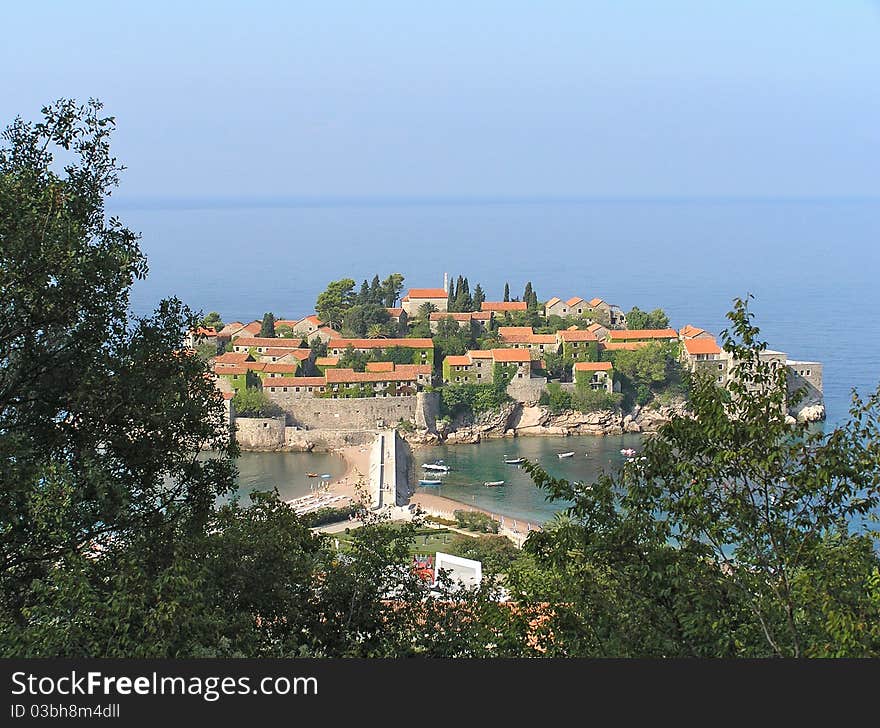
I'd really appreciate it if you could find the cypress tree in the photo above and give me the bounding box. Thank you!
[524,282,533,308]
[472,283,485,311]
[503,283,510,302]
[260,312,276,338]
[370,275,382,305]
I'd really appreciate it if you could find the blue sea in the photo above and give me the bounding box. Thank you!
[116,197,880,520]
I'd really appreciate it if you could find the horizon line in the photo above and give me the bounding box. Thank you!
[109,193,880,211]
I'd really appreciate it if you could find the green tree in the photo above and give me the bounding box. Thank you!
[626,306,670,330]
[380,273,405,308]
[260,312,276,338]
[519,298,880,657]
[200,311,223,330]
[232,387,282,417]
[472,283,486,311]
[503,282,510,302]
[338,344,370,372]
[0,100,238,648]
[315,278,356,329]
[418,301,438,320]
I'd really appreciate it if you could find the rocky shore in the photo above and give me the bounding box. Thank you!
[402,397,690,446]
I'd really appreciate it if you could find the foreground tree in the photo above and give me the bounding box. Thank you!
[0,100,238,647]
[519,297,880,656]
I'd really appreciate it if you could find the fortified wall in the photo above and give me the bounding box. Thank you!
[264,390,440,431]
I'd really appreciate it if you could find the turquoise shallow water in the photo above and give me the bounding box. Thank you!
[230,450,346,503]
[410,434,643,523]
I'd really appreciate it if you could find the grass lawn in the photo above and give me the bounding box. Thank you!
[329,526,474,556]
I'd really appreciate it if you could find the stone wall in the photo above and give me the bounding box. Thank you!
[506,377,548,405]
[264,391,421,430]
[414,391,440,431]
[283,428,375,452]
[786,361,823,405]
[234,416,287,449]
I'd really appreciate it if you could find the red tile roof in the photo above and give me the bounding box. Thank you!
[565,297,584,307]
[213,352,252,365]
[467,349,494,359]
[403,288,448,300]
[498,326,534,336]
[386,308,404,317]
[326,368,419,384]
[214,362,268,375]
[679,324,707,339]
[315,356,339,366]
[263,377,326,388]
[191,326,217,336]
[602,342,647,351]
[366,361,395,372]
[683,338,721,355]
[392,364,432,376]
[608,328,677,341]
[234,337,304,349]
[329,338,433,349]
[430,311,491,321]
[481,301,527,312]
[558,329,599,342]
[491,348,532,363]
[544,296,561,308]
[445,355,472,366]
[261,363,300,374]
[574,361,613,372]
[588,297,604,307]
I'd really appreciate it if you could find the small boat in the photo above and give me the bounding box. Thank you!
[557,451,575,459]
[419,479,442,486]
[504,457,525,464]
[620,448,637,457]
[422,463,450,473]
[484,480,505,487]
[306,472,318,478]
[320,473,331,478]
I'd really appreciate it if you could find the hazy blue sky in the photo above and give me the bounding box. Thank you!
[3,1,879,198]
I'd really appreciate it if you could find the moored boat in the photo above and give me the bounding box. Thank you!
[504,457,525,464]
[419,479,442,486]
[306,472,318,478]
[422,463,450,473]
[484,480,505,487]
[557,451,575,458]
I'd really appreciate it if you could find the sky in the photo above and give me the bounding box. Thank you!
[2,1,879,199]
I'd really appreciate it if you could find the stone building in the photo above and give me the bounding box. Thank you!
[557,328,601,361]
[481,301,527,313]
[497,326,559,357]
[328,337,435,366]
[429,310,492,333]
[442,348,533,384]
[573,361,614,393]
[607,328,678,347]
[400,288,449,316]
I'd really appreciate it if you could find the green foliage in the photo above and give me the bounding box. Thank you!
[626,306,670,330]
[341,303,389,338]
[417,301,438,320]
[448,534,522,574]
[610,341,682,408]
[544,382,572,414]
[200,311,223,330]
[519,297,880,657]
[309,336,328,358]
[338,344,369,372]
[275,324,295,338]
[299,504,358,527]
[259,312,276,338]
[440,381,511,417]
[433,316,475,358]
[232,387,282,417]
[195,341,220,360]
[571,386,622,413]
[315,278,356,329]
[454,510,500,534]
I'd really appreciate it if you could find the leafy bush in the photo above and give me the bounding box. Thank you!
[453,510,500,534]
[233,387,283,417]
[441,382,511,417]
[571,386,622,413]
[544,382,572,414]
[448,534,521,573]
[300,504,358,527]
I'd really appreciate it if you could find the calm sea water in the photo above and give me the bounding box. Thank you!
[118,198,880,519]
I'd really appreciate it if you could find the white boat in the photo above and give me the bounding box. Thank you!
[418,479,442,486]
[422,463,450,472]
[504,457,525,464]
[484,480,505,487]
[557,451,575,459]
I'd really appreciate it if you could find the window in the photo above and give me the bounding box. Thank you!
[806,369,811,376]
[718,364,723,370]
